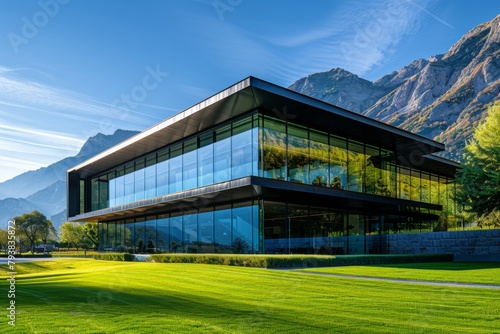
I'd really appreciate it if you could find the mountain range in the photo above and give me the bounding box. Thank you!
[0,130,139,230]
[2,15,499,232]
[290,14,500,161]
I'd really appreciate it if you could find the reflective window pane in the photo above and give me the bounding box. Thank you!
[157,160,169,196]
[232,205,253,253]
[231,130,253,179]
[198,144,214,187]
[214,207,231,252]
[214,137,231,183]
[288,124,309,184]
[157,215,170,252]
[183,150,198,190]
[330,136,347,190]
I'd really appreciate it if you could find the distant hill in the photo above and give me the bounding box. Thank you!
[0,130,139,229]
[290,14,500,161]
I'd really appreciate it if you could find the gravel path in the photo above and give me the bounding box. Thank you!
[297,270,500,290]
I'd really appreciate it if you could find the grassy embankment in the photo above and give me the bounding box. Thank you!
[0,259,499,333]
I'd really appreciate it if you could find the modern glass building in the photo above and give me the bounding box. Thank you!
[67,77,460,254]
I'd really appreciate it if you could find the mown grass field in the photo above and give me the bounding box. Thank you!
[301,262,500,285]
[1,259,499,333]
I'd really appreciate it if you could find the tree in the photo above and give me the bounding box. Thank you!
[14,211,53,254]
[456,102,500,227]
[59,222,94,249]
[0,228,8,254]
[40,220,57,246]
[84,222,99,249]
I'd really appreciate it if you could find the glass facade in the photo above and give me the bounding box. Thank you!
[98,199,452,255]
[90,114,260,211]
[83,111,459,254]
[98,201,260,254]
[88,113,455,213]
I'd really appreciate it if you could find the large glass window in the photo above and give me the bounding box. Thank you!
[288,124,309,184]
[310,130,329,187]
[115,168,125,205]
[198,133,214,187]
[183,139,198,190]
[430,174,440,205]
[214,205,231,252]
[198,209,214,253]
[411,170,421,202]
[214,125,232,183]
[145,217,157,252]
[262,118,286,180]
[347,214,365,255]
[232,129,253,179]
[170,213,183,252]
[347,141,365,192]
[133,219,145,253]
[420,172,430,203]
[232,203,253,253]
[144,156,157,199]
[169,144,183,193]
[157,215,169,252]
[91,178,99,211]
[134,160,145,201]
[124,164,135,204]
[330,136,347,190]
[263,201,287,254]
[183,211,198,252]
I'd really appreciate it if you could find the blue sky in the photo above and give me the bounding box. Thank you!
[0,0,498,183]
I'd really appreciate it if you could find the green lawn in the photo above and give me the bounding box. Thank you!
[299,262,500,285]
[1,259,499,333]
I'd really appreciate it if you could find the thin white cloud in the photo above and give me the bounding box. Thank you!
[259,0,435,81]
[0,67,169,182]
[0,123,85,147]
[0,155,48,171]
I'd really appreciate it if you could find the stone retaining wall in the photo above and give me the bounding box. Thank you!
[368,229,500,259]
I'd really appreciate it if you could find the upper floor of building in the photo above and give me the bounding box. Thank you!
[68,77,459,221]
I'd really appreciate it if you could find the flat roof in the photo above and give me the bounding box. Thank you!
[69,76,452,179]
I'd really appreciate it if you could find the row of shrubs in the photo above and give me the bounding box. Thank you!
[92,253,453,267]
[147,253,454,268]
[0,253,53,258]
[93,253,135,261]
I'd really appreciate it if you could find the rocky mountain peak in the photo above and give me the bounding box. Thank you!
[290,15,500,162]
[77,129,138,158]
[290,68,390,113]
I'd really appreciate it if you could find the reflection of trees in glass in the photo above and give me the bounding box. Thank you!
[312,175,327,186]
[134,226,156,243]
[231,237,250,253]
[146,240,155,253]
[263,129,286,180]
[330,146,347,188]
[288,134,309,184]
[100,224,132,251]
[137,239,144,253]
[347,151,364,192]
[330,176,342,189]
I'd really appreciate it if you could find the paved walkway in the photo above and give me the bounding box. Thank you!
[296,270,500,289]
[0,257,68,264]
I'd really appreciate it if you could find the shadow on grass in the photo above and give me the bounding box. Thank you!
[14,281,321,332]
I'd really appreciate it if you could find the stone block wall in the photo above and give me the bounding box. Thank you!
[368,229,500,261]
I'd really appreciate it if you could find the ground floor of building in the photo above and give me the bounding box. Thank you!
[97,198,455,255]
